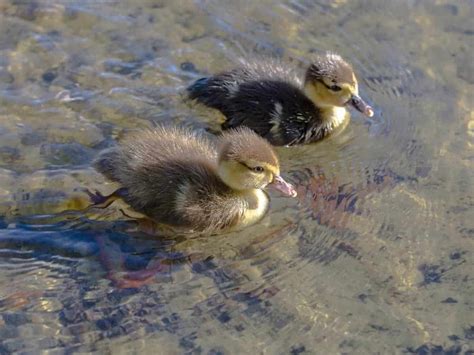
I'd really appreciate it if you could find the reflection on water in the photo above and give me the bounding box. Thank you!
[0,0,473,353]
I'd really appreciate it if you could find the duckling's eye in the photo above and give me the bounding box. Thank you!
[252,166,265,173]
[329,84,342,92]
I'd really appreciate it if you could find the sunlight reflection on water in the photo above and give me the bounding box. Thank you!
[0,0,472,353]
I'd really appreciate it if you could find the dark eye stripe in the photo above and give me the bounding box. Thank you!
[320,80,342,91]
[239,162,264,173]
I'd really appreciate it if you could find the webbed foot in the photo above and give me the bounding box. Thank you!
[83,187,127,209]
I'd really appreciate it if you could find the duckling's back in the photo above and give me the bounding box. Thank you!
[94,127,216,181]
[187,59,322,145]
[93,127,243,232]
[187,58,301,112]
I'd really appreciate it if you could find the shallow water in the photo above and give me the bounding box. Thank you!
[0,0,473,353]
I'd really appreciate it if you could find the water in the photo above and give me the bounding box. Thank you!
[0,0,473,353]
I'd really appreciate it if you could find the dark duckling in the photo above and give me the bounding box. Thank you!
[92,126,297,234]
[187,52,374,146]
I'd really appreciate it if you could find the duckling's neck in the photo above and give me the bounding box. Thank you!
[318,106,350,131]
[235,189,270,228]
[303,85,349,130]
[216,164,269,227]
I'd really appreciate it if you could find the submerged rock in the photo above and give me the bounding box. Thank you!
[39,142,95,167]
[456,51,474,84]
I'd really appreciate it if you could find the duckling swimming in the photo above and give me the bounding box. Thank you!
[91,126,297,234]
[187,52,374,146]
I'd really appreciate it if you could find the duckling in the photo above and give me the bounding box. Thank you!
[187,52,374,146]
[91,126,297,234]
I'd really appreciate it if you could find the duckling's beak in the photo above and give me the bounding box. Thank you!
[270,175,297,197]
[349,94,374,117]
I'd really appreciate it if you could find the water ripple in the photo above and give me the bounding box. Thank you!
[0,0,472,353]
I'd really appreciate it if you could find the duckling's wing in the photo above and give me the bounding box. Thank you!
[176,185,245,233]
[221,80,314,145]
[121,159,243,233]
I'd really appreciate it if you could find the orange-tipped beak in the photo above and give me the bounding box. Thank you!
[270,175,297,197]
[350,94,374,117]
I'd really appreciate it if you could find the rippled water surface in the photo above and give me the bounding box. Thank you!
[0,0,473,353]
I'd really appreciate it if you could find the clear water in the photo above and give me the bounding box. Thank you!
[0,0,473,353]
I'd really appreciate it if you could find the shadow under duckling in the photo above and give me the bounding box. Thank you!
[91,126,297,234]
[187,52,374,146]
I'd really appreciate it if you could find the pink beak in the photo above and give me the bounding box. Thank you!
[350,94,374,117]
[269,175,297,197]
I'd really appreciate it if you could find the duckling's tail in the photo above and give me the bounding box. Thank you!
[187,77,210,100]
[187,77,209,93]
[93,148,122,183]
[187,77,229,110]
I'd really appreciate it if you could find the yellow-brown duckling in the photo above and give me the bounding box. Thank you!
[91,126,297,234]
[187,52,374,146]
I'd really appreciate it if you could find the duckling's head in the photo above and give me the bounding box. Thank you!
[217,128,297,197]
[304,52,374,117]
